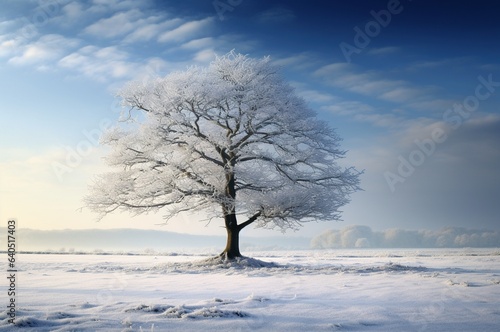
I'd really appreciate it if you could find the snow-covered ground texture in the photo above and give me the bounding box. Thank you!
[1,249,500,331]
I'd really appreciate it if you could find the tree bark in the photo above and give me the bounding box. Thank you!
[220,213,241,259]
[219,211,262,260]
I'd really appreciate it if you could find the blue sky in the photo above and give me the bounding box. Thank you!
[1,0,499,237]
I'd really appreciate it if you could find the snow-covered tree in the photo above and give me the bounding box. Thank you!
[85,52,361,259]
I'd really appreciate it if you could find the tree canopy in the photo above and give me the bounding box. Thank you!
[85,51,361,258]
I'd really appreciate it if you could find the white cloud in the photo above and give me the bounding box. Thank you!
[59,45,176,82]
[380,87,423,103]
[55,1,150,28]
[314,62,352,76]
[349,77,405,96]
[286,80,339,105]
[314,64,407,98]
[136,57,173,79]
[0,19,17,33]
[354,113,402,128]
[124,18,182,43]
[314,62,448,115]
[62,2,85,19]
[271,52,319,71]
[158,17,214,43]
[1,3,219,80]
[298,89,336,103]
[59,47,130,81]
[94,46,128,60]
[88,0,142,13]
[314,63,405,97]
[124,24,159,42]
[193,48,216,63]
[180,37,215,50]
[322,101,374,116]
[84,9,144,38]
[8,34,80,66]
[321,99,408,128]
[0,37,18,57]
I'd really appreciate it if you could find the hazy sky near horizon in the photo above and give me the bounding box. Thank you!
[1,0,499,238]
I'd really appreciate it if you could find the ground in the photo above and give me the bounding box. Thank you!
[1,249,499,331]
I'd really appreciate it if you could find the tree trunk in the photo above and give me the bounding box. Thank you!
[219,211,263,259]
[220,213,242,259]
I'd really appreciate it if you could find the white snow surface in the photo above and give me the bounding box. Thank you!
[1,249,500,331]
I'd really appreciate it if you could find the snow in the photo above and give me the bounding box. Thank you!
[1,249,499,331]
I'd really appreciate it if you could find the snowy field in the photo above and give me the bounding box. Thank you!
[1,249,500,331]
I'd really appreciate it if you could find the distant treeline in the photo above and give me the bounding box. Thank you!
[311,225,500,248]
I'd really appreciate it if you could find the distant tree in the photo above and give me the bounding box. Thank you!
[85,51,361,259]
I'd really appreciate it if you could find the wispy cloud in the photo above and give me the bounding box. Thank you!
[1,0,263,84]
[314,62,443,108]
[314,63,400,97]
[0,19,17,33]
[0,2,223,81]
[354,113,403,128]
[380,87,424,103]
[87,0,143,13]
[193,48,216,63]
[124,18,182,43]
[84,7,185,43]
[53,0,148,28]
[51,0,180,46]
[180,37,215,50]
[0,36,19,57]
[320,98,407,128]
[84,9,145,38]
[59,45,133,81]
[61,2,85,20]
[298,89,337,103]
[158,17,214,43]
[322,101,375,117]
[58,45,174,82]
[272,52,319,70]
[8,34,80,67]
[289,81,337,104]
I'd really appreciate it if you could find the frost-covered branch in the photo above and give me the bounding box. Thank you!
[85,51,361,235]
